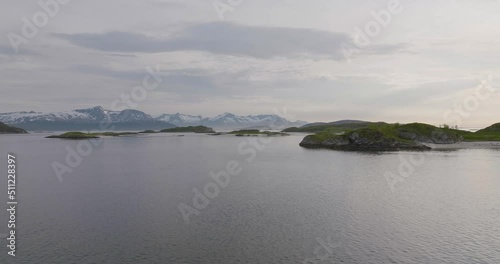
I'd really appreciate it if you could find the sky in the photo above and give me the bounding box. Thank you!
[0,0,499,127]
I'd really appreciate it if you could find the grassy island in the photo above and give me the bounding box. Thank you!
[228,129,289,137]
[160,126,215,133]
[299,123,465,151]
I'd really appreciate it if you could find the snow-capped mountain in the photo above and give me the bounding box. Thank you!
[0,106,175,131]
[156,112,307,130]
[0,106,307,131]
[156,113,203,126]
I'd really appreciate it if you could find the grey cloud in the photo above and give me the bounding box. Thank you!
[71,64,238,96]
[0,45,35,56]
[364,43,414,55]
[54,22,354,59]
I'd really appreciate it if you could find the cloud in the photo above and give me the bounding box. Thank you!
[0,45,35,56]
[53,22,355,59]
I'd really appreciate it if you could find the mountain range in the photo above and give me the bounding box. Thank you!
[0,106,307,131]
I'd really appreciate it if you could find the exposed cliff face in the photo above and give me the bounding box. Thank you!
[300,128,431,151]
[396,123,463,144]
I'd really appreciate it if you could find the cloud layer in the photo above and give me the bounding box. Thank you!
[55,22,355,59]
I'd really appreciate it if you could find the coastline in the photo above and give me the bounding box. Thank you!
[424,141,500,150]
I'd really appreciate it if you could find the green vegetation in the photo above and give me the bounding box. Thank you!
[283,122,383,133]
[300,121,500,151]
[300,123,467,151]
[0,122,27,134]
[228,129,289,136]
[160,126,215,133]
[463,132,500,142]
[300,126,429,151]
[396,123,463,143]
[454,129,500,142]
[477,123,500,133]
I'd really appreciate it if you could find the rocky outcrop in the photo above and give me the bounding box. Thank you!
[396,123,463,144]
[300,128,431,151]
[397,129,463,144]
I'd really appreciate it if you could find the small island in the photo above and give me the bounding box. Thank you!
[0,122,28,134]
[46,132,138,139]
[299,123,466,151]
[160,126,215,133]
[139,130,158,134]
[228,129,289,137]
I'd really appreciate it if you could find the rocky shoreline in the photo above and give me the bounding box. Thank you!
[299,128,432,151]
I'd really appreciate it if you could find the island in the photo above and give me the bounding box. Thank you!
[228,129,289,137]
[160,126,215,133]
[46,132,138,139]
[299,123,466,151]
[0,122,28,134]
[139,130,158,134]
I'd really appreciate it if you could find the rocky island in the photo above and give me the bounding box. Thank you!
[299,123,465,151]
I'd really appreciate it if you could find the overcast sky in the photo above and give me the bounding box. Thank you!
[1,0,499,127]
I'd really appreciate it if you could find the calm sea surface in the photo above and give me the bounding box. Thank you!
[0,133,499,264]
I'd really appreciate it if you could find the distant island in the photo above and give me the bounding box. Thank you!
[0,122,28,134]
[298,122,500,151]
[160,126,216,133]
[228,129,289,137]
[46,132,138,139]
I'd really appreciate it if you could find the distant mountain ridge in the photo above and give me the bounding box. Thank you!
[0,106,307,131]
[148,112,306,129]
[0,106,175,131]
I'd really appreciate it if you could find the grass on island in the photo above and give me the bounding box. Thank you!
[454,130,500,142]
[160,126,215,133]
[46,132,100,139]
[228,129,289,136]
[306,124,410,144]
[305,123,462,144]
[304,122,500,145]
